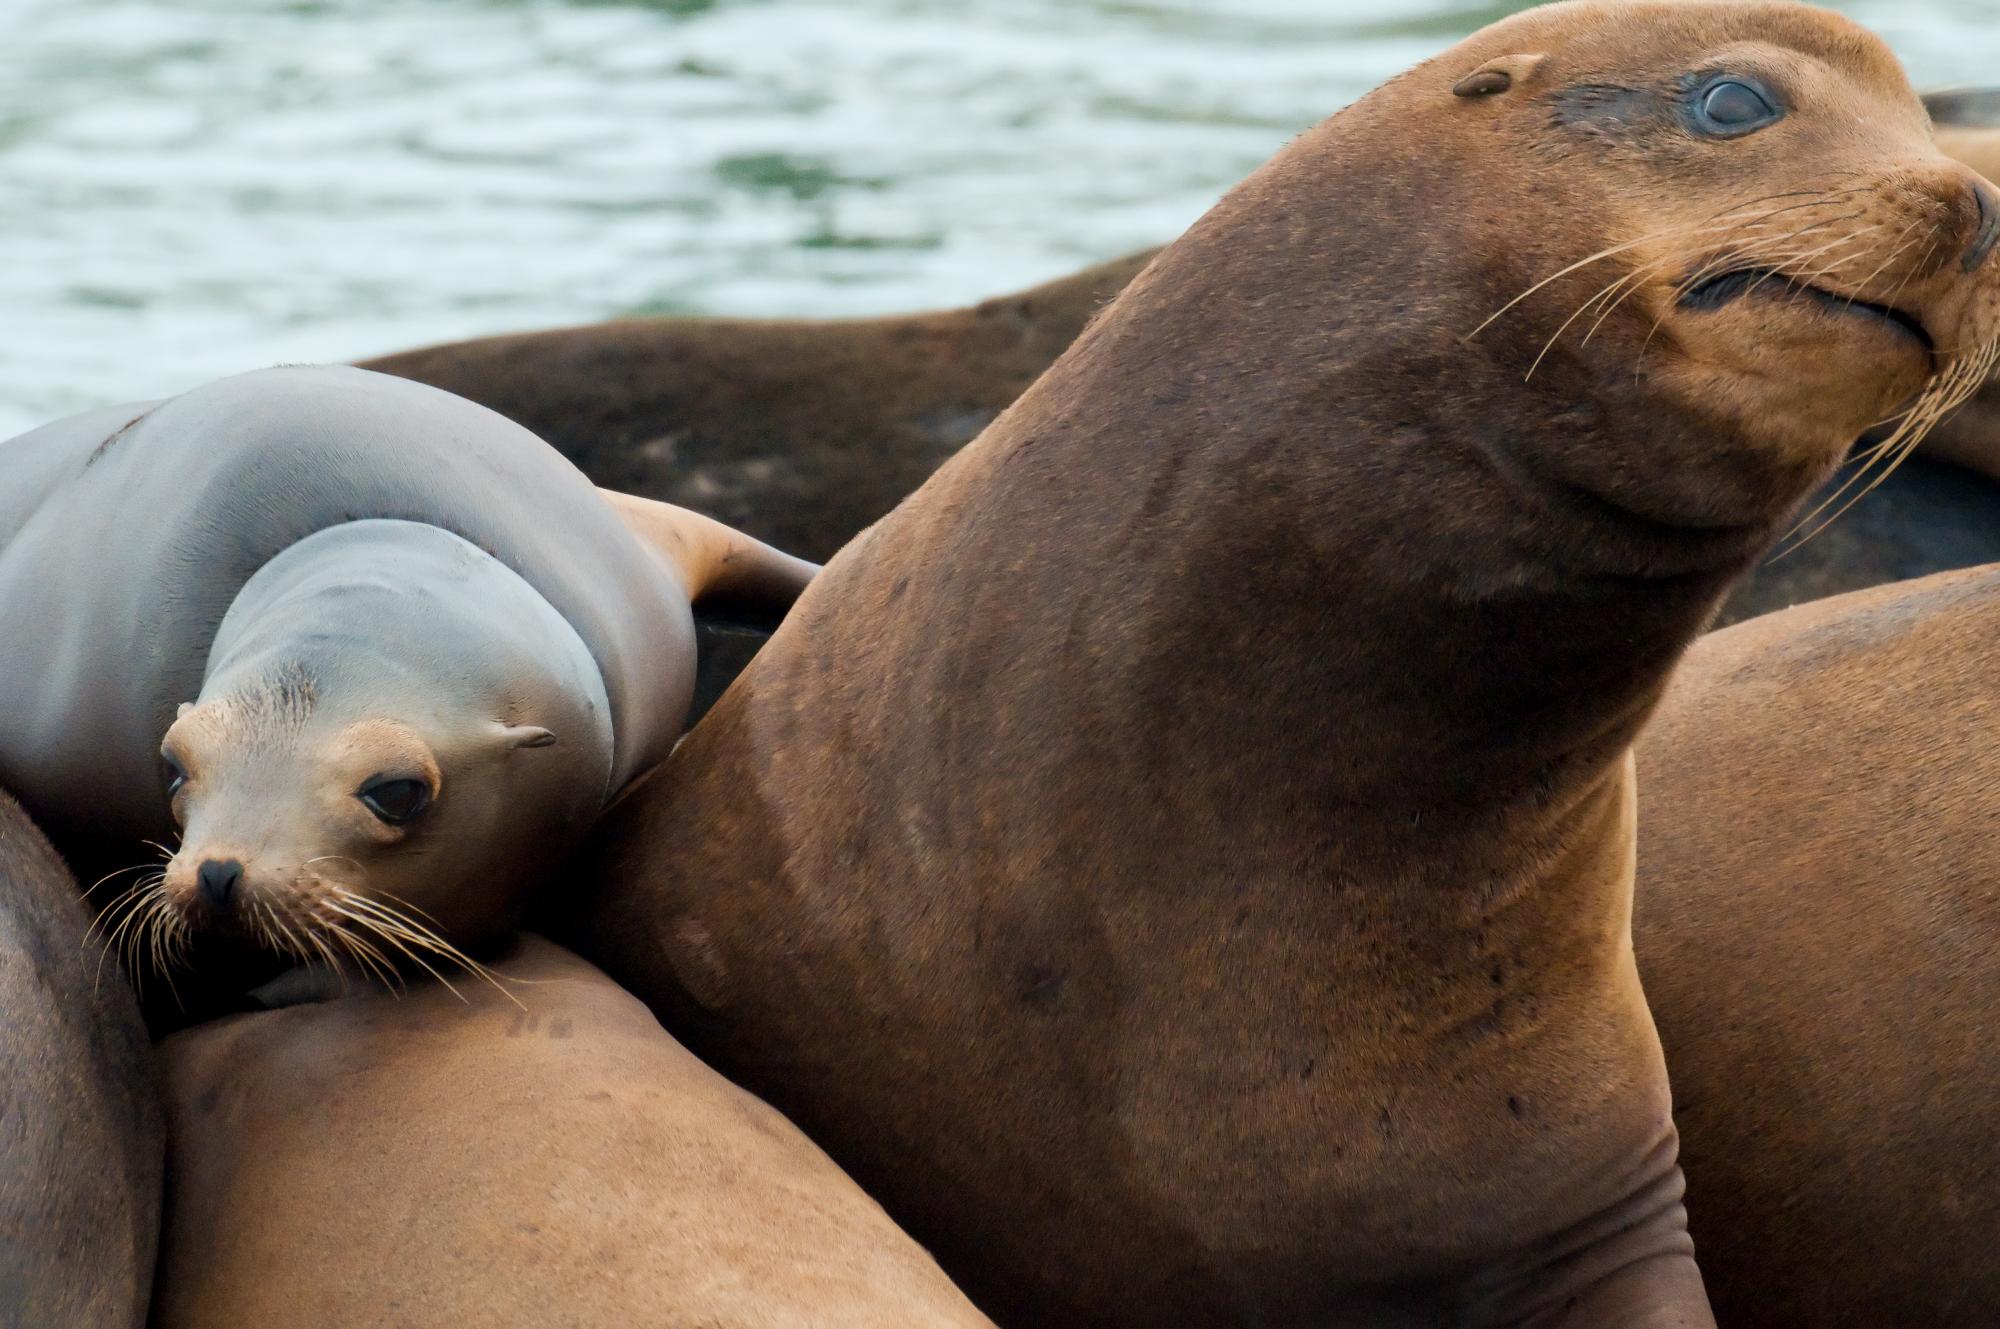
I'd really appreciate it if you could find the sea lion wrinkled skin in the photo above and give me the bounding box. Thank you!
[0,365,814,968]
[0,790,162,1328]
[1636,564,2000,1327]
[564,5,2000,1326]
[152,935,996,1329]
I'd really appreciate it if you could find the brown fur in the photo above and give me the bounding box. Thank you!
[0,790,161,1327]
[1636,563,2000,1327]
[559,6,2000,1325]
[151,935,995,1329]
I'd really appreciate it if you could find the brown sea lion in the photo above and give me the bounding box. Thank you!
[0,365,814,999]
[561,4,2000,1325]
[151,934,994,1328]
[0,790,162,1328]
[1635,563,2000,1327]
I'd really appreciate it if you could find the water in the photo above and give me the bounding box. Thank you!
[3,0,1998,435]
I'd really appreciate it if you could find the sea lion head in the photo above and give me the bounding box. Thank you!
[1122,1,2000,560]
[153,522,616,972]
[1432,0,2000,529]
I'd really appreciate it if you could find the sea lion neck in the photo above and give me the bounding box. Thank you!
[912,178,1791,832]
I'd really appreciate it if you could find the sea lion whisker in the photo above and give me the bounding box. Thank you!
[83,861,157,900]
[1738,224,1886,300]
[1469,220,1746,340]
[1775,339,2000,556]
[324,920,403,994]
[323,896,471,1003]
[1529,254,1681,377]
[141,895,186,1010]
[310,907,401,993]
[303,927,351,996]
[1833,216,1928,298]
[257,900,314,967]
[363,885,452,932]
[1576,255,1683,347]
[334,890,524,1009]
[95,884,153,966]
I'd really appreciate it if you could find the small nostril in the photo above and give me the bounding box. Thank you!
[196,859,242,910]
[1963,180,2000,273]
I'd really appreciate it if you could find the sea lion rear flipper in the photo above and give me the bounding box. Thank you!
[598,488,819,633]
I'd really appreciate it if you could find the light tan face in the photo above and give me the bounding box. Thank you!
[151,678,580,981]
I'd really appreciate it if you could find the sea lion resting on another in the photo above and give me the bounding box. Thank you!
[563,4,2000,1326]
[152,935,995,1329]
[0,791,161,1328]
[1634,564,2000,1327]
[0,365,813,987]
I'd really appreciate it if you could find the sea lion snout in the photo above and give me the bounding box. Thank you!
[195,859,242,911]
[1962,177,2000,272]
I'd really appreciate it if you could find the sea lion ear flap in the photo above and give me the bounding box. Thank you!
[1452,53,1549,99]
[597,487,821,634]
[497,725,558,750]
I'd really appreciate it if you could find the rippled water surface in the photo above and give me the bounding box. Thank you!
[4,0,1998,432]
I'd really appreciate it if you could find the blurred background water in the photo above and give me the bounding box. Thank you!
[2,0,1997,434]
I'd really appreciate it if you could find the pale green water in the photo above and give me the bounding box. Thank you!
[2,0,1997,434]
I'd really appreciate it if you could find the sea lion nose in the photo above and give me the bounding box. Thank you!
[196,859,242,910]
[1962,179,2000,273]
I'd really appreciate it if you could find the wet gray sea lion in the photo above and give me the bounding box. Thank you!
[151,935,995,1329]
[0,365,813,980]
[0,790,162,1327]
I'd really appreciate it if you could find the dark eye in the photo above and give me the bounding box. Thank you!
[161,752,187,799]
[1693,79,1782,136]
[357,777,432,826]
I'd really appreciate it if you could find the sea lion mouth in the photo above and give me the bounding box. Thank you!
[1678,268,1935,356]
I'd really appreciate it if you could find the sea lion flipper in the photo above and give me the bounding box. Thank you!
[598,488,819,632]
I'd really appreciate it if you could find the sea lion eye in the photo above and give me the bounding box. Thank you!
[357,776,432,826]
[1693,78,1782,136]
[161,753,187,799]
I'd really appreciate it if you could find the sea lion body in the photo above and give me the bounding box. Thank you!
[1636,565,2000,1326]
[152,934,994,1328]
[567,5,2000,1326]
[0,365,811,963]
[0,791,162,1327]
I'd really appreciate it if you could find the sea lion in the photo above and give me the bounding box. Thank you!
[0,365,814,984]
[151,934,996,1329]
[1635,563,2000,1327]
[561,5,2000,1326]
[0,790,162,1328]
